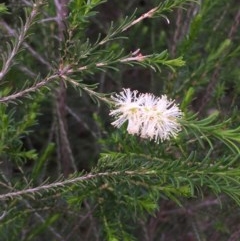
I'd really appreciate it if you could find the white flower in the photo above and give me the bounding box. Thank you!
[109,88,183,143]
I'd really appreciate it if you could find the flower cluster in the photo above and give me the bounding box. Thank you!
[109,88,183,143]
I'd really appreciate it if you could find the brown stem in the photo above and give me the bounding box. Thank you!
[54,0,76,177]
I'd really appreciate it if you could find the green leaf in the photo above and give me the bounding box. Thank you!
[0,3,8,14]
[32,143,55,179]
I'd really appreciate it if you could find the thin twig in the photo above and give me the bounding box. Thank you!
[55,93,77,175]
[122,7,158,32]
[0,170,153,200]
[0,74,59,103]
[0,53,149,104]
[1,20,51,70]
[66,54,148,74]
[66,105,98,139]
[0,0,43,81]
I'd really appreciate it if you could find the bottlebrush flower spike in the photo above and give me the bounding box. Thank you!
[109,88,183,143]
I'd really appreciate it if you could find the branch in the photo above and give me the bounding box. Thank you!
[0,0,44,81]
[122,7,158,32]
[0,73,59,103]
[1,20,51,69]
[0,51,182,104]
[0,170,148,200]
